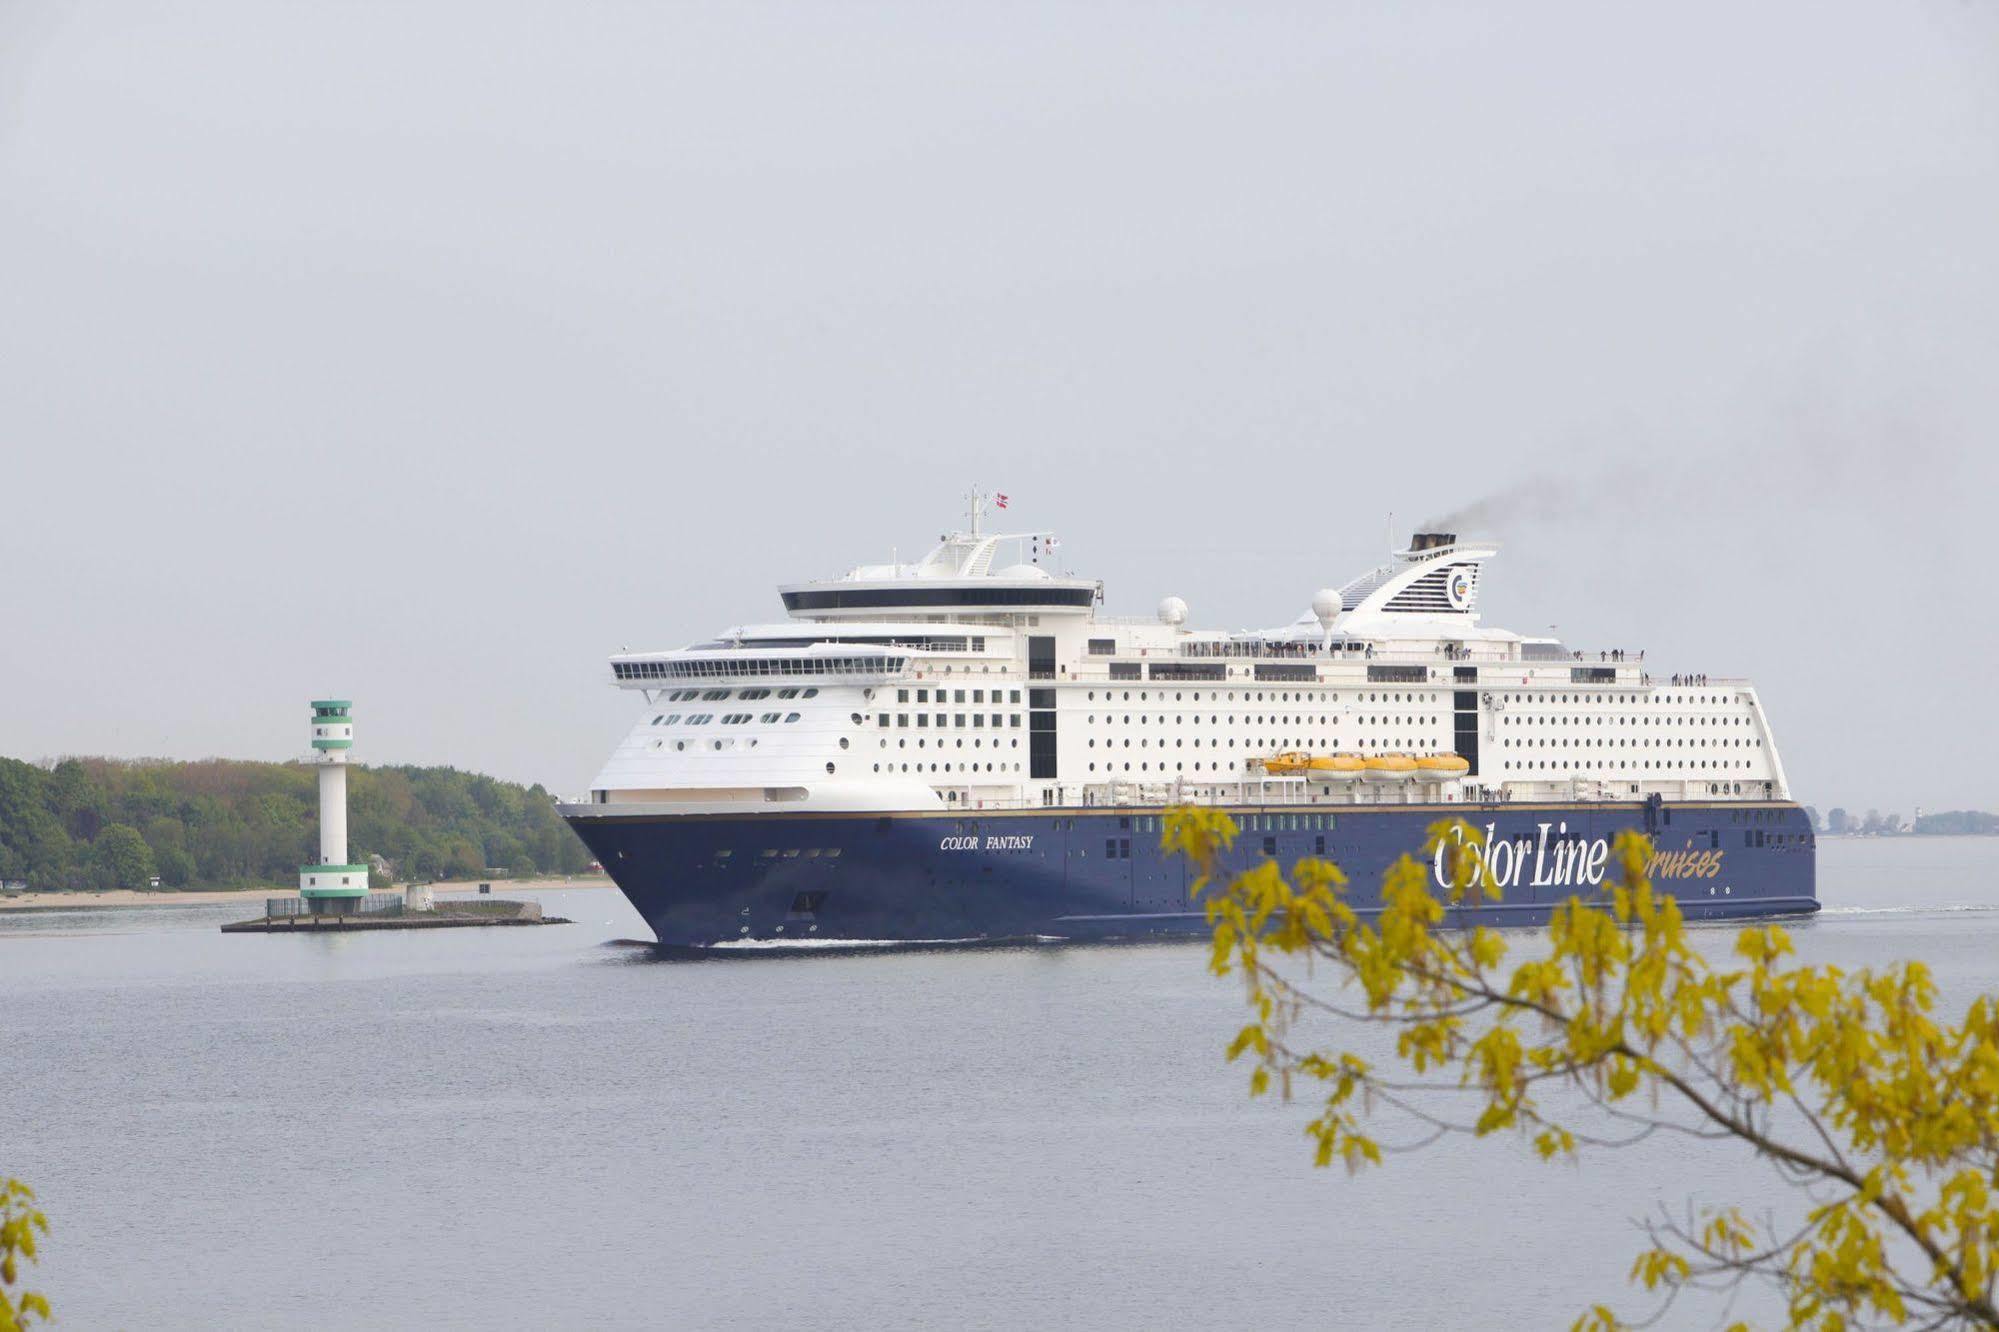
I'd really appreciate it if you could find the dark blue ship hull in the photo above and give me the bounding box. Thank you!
[565,801,1818,954]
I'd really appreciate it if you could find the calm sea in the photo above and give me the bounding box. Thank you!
[5,838,1998,1330]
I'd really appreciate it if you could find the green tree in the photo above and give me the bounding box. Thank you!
[1827,807,1851,835]
[0,756,590,891]
[0,1177,49,1330]
[155,845,197,888]
[90,824,156,889]
[141,818,195,887]
[1166,807,1999,1329]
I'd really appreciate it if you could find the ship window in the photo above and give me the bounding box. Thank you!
[897,714,908,726]
[917,689,930,703]
[785,713,801,723]
[802,688,819,698]
[703,689,731,700]
[778,688,799,699]
[955,714,966,727]
[917,714,929,727]
[898,689,909,703]
[878,713,890,727]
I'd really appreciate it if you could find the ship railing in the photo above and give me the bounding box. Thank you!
[954,779,1511,812]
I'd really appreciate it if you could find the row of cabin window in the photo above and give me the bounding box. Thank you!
[1087,761,1257,774]
[1086,713,1437,727]
[897,688,1022,705]
[1503,715,1750,727]
[1502,759,1753,771]
[1502,737,1763,749]
[1503,693,1740,707]
[662,687,820,703]
[873,762,1024,774]
[1071,688,1745,708]
[649,712,803,726]
[880,713,1023,728]
[1083,688,1743,707]
[1088,736,1439,750]
[879,738,1022,749]
[1085,690,1432,704]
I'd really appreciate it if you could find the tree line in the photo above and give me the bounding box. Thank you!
[1803,806,1999,836]
[0,756,595,891]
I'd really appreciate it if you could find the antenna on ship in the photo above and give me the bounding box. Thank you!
[965,488,987,537]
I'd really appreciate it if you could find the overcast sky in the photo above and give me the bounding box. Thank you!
[2,1,1994,815]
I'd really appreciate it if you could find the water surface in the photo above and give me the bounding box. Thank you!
[5,841,1997,1329]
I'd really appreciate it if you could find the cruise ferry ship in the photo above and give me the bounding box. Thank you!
[559,496,1816,951]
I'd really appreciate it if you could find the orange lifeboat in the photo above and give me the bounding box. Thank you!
[1416,753,1470,781]
[1363,753,1417,783]
[1309,753,1365,782]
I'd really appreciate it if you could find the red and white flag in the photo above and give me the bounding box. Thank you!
[995,493,1009,508]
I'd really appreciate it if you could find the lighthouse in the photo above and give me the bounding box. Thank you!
[300,700,368,913]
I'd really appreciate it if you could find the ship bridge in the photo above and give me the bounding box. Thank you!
[777,493,1098,620]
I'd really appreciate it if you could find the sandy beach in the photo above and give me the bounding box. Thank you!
[0,876,616,911]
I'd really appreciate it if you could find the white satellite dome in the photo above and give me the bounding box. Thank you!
[1311,588,1343,630]
[993,563,1052,580]
[1157,596,1189,626]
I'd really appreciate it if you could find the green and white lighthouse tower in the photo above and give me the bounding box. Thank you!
[300,700,368,912]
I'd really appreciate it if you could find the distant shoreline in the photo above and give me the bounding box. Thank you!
[0,875,617,912]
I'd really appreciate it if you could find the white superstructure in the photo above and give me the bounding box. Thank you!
[579,496,1789,816]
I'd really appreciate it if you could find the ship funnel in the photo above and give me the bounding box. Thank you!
[1409,532,1457,552]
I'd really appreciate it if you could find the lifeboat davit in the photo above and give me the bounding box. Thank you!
[1307,753,1365,782]
[1363,753,1417,783]
[1416,753,1470,781]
